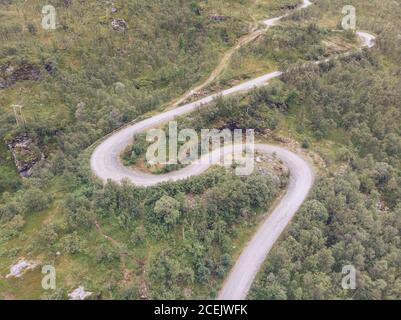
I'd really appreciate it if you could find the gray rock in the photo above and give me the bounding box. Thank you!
[111,18,128,31]
[6,259,37,278]
[5,133,43,177]
[68,287,92,300]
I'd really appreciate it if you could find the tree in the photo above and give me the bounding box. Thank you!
[130,226,146,245]
[22,188,50,213]
[204,178,250,222]
[95,242,120,264]
[245,174,278,208]
[0,201,21,222]
[64,194,93,229]
[60,231,84,254]
[153,195,181,226]
[38,223,59,248]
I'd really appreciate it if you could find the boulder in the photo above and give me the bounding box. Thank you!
[111,18,128,31]
[6,259,37,278]
[68,286,93,300]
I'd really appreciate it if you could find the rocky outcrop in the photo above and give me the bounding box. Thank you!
[68,287,93,300]
[280,4,298,10]
[5,133,43,177]
[6,259,38,278]
[0,62,40,89]
[0,60,56,90]
[208,15,230,22]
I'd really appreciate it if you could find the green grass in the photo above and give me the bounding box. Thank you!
[0,141,20,193]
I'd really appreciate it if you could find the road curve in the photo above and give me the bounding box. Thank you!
[90,0,376,300]
[90,70,283,186]
[217,144,314,300]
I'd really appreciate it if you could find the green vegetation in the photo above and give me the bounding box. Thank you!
[95,168,282,299]
[199,0,301,21]
[0,164,284,299]
[0,0,293,299]
[122,132,186,174]
[0,142,20,193]
[218,25,357,84]
[249,0,401,299]
[1,0,400,300]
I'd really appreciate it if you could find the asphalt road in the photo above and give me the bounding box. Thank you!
[90,0,375,300]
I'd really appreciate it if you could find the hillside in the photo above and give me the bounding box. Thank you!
[1,0,400,300]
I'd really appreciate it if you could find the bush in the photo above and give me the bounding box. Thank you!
[95,242,120,264]
[302,139,310,149]
[0,201,21,222]
[153,195,181,226]
[22,188,51,213]
[130,227,146,246]
[59,231,84,254]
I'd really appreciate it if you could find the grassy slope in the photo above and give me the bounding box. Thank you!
[0,0,301,299]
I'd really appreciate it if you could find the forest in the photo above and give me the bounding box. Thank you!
[0,0,400,299]
[249,0,401,299]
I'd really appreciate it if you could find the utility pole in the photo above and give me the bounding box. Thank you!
[12,105,26,128]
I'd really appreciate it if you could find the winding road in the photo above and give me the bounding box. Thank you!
[90,0,376,300]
